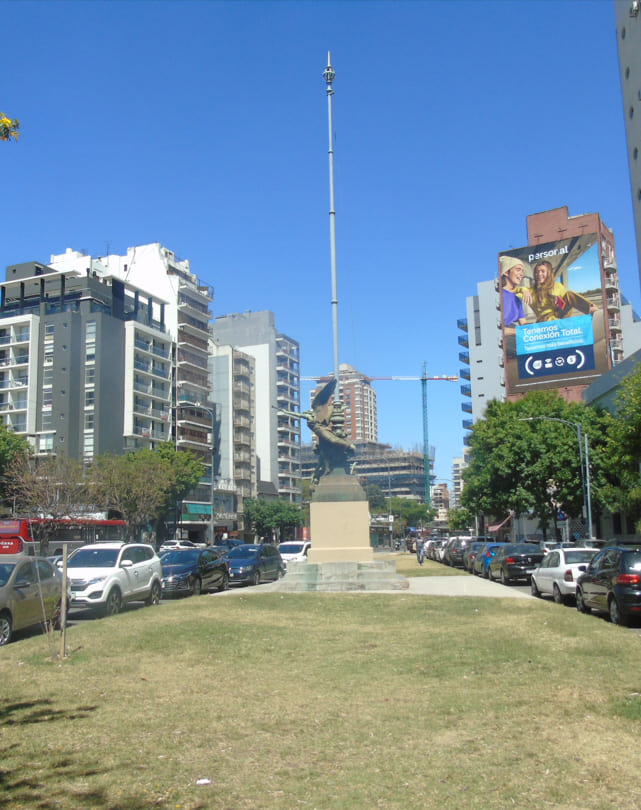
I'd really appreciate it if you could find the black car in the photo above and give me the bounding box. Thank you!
[576,546,641,625]
[227,544,285,586]
[488,543,544,584]
[462,541,487,573]
[443,536,474,567]
[160,547,229,597]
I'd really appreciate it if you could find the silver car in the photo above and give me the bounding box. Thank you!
[0,555,65,645]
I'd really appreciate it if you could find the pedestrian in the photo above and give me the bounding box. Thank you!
[416,536,425,566]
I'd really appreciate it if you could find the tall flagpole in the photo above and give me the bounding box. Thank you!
[323,52,340,404]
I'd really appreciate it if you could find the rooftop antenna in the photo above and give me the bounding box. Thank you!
[323,51,340,404]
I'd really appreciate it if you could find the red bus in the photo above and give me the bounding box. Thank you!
[0,518,128,555]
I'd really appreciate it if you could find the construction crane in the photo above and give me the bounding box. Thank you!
[301,364,458,504]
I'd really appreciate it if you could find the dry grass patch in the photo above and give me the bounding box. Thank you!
[2,592,641,808]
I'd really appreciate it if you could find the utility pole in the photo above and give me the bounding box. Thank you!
[323,53,340,404]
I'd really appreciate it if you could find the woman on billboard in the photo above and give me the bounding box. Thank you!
[530,260,599,322]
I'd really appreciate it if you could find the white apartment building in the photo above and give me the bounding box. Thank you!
[50,244,215,540]
[211,310,301,503]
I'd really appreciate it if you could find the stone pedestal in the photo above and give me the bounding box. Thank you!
[308,471,372,563]
[277,559,409,592]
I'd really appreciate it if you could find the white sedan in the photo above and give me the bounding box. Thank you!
[530,547,596,604]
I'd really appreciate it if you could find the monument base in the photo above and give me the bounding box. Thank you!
[309,499,373,562]
[277,559,409,592]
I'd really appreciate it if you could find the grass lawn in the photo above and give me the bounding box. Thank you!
[2,583,641,809]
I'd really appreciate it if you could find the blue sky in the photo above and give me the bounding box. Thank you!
[2,0,638,482]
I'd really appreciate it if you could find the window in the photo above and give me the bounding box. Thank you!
[85,366,95,385]
[84,412,94,429]
[85,390,95,407]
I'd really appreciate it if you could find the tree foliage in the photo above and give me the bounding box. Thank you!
[243,498,302,540]
[90,446,204,540]
[5,453,88,555]
[0,113,20,142]
[0,423,31,507]
[461,390,611,538]
[448,506,475,533]
[599,364,641,529]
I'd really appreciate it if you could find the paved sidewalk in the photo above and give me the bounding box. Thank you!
[403,575,532,598]
[228,574,532,598]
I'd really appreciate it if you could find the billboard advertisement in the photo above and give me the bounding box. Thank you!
[498,234,608,396]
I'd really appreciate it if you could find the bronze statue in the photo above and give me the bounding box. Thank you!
[282,379,355,485]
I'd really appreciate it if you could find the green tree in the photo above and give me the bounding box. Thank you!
[364,483,388,513]
[448,506,474,533]
[90,449,174,540]
[600,364,641,531]
[0,112,19,142]
[243,498,302,542]
[461,390,610,539]
[0,423,31,511]
[153,443,205,541]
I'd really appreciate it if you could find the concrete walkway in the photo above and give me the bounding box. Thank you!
[229,574,532,598]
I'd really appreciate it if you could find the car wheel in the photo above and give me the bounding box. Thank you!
[252,570,261,586]
[576,588,590,615]
[191,577,202,596]
[531,578,541,598]
[218,572,229,592]
[609,596,627,626]
[0,612,12,646]
[101,588,122,618]
[500,569,509,586]
[145,581,161,606]
[552,584,565,605]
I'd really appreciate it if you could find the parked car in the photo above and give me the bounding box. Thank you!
[576,545,641,625]
[277,541,311,568]
[0,556,65,646]
[530,547,596,604]
[471,543,508,578]
[227,544,285,586]
[160,547,229,597]
[66,543,162,617]
[488,543,544,584]
[462,541,487,573]
[443,536,473,567]
[158,539,200,553]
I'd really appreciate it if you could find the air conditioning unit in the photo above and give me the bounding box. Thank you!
[631,0,639,17]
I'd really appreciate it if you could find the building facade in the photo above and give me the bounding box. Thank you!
[615,0,641,284]
[49,244,215,541]
[311,363,378,444]
[0,261,172,462]
[209,343,257,533]
[210,310,301,503]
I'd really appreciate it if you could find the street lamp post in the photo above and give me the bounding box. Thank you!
[519,416,593,540]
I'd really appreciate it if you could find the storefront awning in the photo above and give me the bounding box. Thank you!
[487,514,512,532]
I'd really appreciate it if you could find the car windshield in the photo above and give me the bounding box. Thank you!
[0,563,16,587]
[279,543,303,554]
[565,550,596,564]
[67,547,120,567]
[623,551,641,572]
[228,546,258,559]
[161,550,200,565]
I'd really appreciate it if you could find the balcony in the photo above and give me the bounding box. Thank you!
[459,351,470,365]
[606,294,620,311]
[462,419,473,430]
[604,271,619,290]
[461,401,472,414]
[609,318,622,333]
[458,334,469,349]
[460,384,471,398]
[459,368,470,381]
[457,318,468,332]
